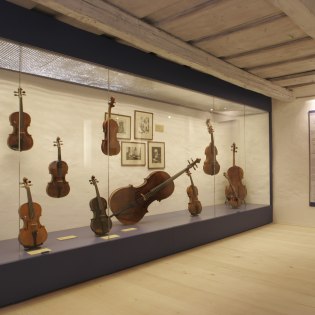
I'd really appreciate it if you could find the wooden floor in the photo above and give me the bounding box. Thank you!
[1,223,315,315]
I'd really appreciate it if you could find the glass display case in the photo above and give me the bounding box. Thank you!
[0,39,270,243]
[0,2,271,306]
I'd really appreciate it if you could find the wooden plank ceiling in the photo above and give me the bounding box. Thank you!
[6,0,315,101]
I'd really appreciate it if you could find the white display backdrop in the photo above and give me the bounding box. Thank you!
[0,68,270,240]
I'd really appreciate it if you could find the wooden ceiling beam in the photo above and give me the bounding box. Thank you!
[30,0,294,101]
[268,0,315,39]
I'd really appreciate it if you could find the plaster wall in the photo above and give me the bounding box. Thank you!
[273,97,315,226]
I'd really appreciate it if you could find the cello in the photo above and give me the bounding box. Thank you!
[101,96,120,156]
[109,158,201,225]
[18,178,48,249]
[8,87,33,151]
[224,143,247,208]
[186,167,202,216]
[46,137,70,198]
[203,119,220,175]
[89,176,112,236]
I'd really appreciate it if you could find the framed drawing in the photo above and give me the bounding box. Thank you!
[134,110,153,140]
[121,141,146,166]
[105,113,131,139]
[148,141,165,169]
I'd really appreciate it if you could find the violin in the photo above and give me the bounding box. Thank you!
[224,143,247,208]
[186,167,202,216]
[203,119,220,175]
[18,178,48,249]
[46,137,70,198]
[109,158,201,225]
[7,87,33,151]
[89,176,112,236]
[101,96,120,156]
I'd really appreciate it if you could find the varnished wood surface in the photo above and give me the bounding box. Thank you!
[1,223,315,315]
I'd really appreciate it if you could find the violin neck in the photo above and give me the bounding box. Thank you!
[233,150,235,166]
[26,187,35,219]
[188,172,194,187]
[94,183,103,212]
[57,146,62,162]
[19,94,24,130]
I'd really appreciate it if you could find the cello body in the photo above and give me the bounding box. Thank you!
[8,88,33,151]
[101,96,120,156]
[224,143,247,208]
[110,171,174,225]
[46,137,70,198]
[109,159,201,225]
[19,178,47,249]
[203,119,220,175]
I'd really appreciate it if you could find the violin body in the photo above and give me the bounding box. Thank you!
[89,176,112,236]
[101,96,120,156]
[90,197,112,236]
[110,171,174,225]
[101,119,120,155]
[203,144,220,175]
[19,178,47,249]
[18,202,47,248]
[8,88,33,151]
[187,185,202,216]
[46,137,70,198]
[46,160,70,198]
[203,119,220,175]
[224,143,247,209]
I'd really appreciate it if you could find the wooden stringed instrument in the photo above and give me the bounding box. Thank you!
[101,96,120,156]
[7,87,33,151]
[89,176,112,236]
[224,143,247,208]
[18,178,48,249]
[186,165,202,216]
[203,119,220,175]
[46,137,70,198]
[109,158,201,225]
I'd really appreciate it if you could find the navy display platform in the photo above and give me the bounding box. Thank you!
[0,204,271,307]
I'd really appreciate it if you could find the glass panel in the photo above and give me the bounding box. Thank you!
[0,39,270,244]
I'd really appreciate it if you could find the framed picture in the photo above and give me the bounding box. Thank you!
[105,113,131,140]
[148,141,165,169]
[121,141,146,166]
[134,110,153,140]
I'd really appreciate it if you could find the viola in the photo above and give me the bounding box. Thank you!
[89,176,112,236]
[186,168,202,216]
[7,87,33,151]
[203,119,220,175]
[46,137,70,198]
[18,178,48,249]
[109,158,201,225]
[224,143,247,208]
[101,96,120,156]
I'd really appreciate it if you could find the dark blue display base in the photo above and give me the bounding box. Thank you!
[0,204,272,307]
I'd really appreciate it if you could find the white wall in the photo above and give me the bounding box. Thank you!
[273,97,315,227]
[0,69,270,240]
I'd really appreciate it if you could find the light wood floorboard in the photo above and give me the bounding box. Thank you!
[1,223,315,315]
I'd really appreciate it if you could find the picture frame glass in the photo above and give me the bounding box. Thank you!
[148,142,165,169]
[121,142,146,166]
[134,110,153,140]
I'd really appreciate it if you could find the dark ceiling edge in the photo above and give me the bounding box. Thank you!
[0,1,271,112]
